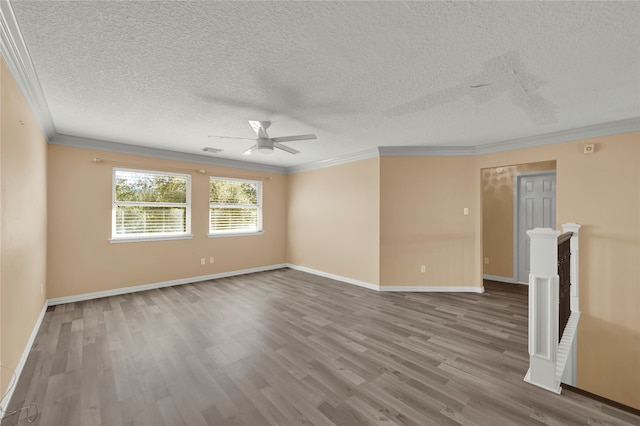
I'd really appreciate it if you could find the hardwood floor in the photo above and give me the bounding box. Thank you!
[4,269,638,425]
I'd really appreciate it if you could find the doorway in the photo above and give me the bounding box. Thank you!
[481,161,557,284]
[514,171,556,283]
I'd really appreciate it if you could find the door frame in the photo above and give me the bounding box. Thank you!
[513,170,557,283]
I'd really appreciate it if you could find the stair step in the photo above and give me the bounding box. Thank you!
[556,311,581,381]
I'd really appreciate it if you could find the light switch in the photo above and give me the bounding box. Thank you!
[464,208,469,216]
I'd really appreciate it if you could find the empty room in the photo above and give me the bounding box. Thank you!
[1,1,639,425]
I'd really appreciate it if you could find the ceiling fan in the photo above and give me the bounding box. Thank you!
[208,121,317,155]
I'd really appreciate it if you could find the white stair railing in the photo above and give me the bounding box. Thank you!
[524,223,581,394]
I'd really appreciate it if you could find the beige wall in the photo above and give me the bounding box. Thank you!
[476,132,640,409]
[2,50,638,410]
[287,157,380,285]
[482,160,556,278]
[47,134,639,410]
[47,144,287,299]
[380,156,478,288]
[0,60,48,396]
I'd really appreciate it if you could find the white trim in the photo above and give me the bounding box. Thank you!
[476,117,640,155]
[109,234,194,244]
[286,264,484,293]
[378,146,475,156]
[286,148,379,174]
[50,134,287,175]
[287,118,639,173]
[47,264,486,308]
[208,231,264,238]
[380,285,484,293]
[0,302,47,415]
[50,121,640,176]
[524,369,561,394]
[209,176,262,235]
[0,265,282,414]
[0,0,56,139]
[482,274,518,284]
[46,264,288,306]
[0,265,482,415]
[112,167,192,240]
[1,1,638,170]
[285,264,379,291]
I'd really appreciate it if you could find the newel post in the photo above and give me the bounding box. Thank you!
[525,228,561,393]
[562,223,581,313]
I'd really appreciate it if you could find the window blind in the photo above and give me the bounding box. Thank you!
[113,169,190,238]
[210,178,261,234]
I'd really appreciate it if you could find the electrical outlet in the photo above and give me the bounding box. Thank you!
[420,265,426,273]
[209,257,214,264]
[484,257,490,265]
[200,258,206,265]
[464,207,469,216]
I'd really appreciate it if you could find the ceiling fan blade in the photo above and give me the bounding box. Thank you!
[208,135,256,141]
[249,121,271,139]
[242,145,257,156]
[270,134,317,143]
[274,142,301,155]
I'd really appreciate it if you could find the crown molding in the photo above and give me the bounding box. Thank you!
[50,134,287,175]
[1,0,636,172]
[285,118,639,173]
[286,147,379,174]
[0,0,56,139]
[378,146,475,157]
[2,0,636,171]
[49,118,640,176]
[475,117,640,155]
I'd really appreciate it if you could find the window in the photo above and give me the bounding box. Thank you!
[112,168,191,241]
[209,177,262,236]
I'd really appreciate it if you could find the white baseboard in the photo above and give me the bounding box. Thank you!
[0,302,47,416]
[47,264,488,306]
[2,265,289,417]
[483,274,519,284]
[0,263,486,415]
[285,264,379,291]
[380,285,485,293]
[286,264,484,293]
[47,264,288,306]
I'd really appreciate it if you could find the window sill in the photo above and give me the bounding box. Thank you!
[109,234,194,244]
[208,231,264,238]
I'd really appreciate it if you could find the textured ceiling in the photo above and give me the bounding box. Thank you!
[10,0,640,167]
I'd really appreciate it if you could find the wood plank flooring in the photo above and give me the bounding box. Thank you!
[4,269,639,425]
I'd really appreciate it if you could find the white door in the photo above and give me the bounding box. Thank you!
[517,172,556,283]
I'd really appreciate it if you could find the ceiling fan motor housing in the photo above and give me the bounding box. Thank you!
[256,138,274,154]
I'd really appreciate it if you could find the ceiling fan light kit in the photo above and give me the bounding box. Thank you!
[209,121,317,156]
[256,138,275,154]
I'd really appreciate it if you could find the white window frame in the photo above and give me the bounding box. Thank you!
[209,176,263,238]
[111,168,192,243]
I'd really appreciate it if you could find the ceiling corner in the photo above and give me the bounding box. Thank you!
[0,0,56,139]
